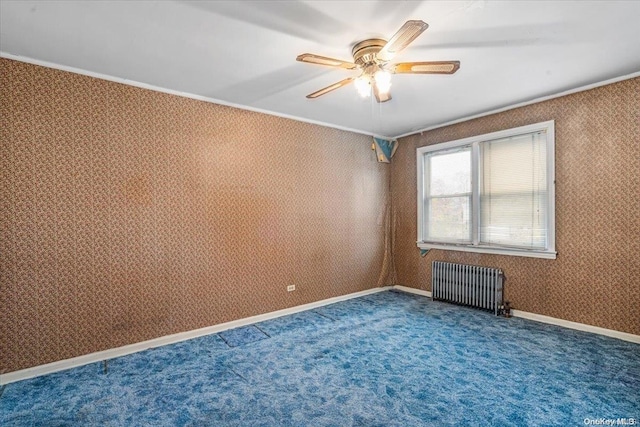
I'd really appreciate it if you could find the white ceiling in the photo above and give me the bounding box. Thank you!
[2,0,640,138]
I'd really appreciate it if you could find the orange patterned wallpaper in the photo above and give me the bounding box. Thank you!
[0,58,389,373]
[392,77,640,335]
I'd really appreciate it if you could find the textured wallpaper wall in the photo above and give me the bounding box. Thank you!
[0,58,389,373]
[391,77,640,335]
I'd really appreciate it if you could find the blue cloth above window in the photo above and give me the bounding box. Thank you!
[373,137,398,163]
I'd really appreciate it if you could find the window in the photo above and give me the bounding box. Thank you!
[417,121,556,259]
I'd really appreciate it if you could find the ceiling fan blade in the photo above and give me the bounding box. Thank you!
[306,77,355,99]
[373,84,392,103]
[378,20,429,61]
[392,61,460,74]
[297,53,358,70]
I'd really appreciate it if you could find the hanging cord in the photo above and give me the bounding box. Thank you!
[371,83,396,287]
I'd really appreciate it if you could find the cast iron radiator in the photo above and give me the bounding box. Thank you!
[432,261,504,315]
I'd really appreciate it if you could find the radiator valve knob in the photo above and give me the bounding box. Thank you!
[503,301,512,318]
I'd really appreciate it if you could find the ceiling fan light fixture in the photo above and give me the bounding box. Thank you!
[355,75,371,98]
[297,20,459,102]
[374,69,392,94]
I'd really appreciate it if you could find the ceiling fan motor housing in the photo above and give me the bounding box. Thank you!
[352,39,387,66]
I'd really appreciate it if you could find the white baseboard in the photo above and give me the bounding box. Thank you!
[393,285,639,344]
[0,286,391,385]
[392,285,432,298]
[511,310,640,344]
[4,286,637,385]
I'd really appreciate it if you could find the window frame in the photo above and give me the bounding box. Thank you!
[416,120,556,259]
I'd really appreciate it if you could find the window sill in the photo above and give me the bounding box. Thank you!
[417,242,557,259]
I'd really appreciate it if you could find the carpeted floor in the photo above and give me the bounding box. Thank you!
[1,290,639,426]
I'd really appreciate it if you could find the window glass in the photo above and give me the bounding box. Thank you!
[424,148,471,242]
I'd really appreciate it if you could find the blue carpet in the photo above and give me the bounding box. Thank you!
[1,290,638,426]
[219,325,270,348]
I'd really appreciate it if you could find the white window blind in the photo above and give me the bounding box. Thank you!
[480,132,547,249]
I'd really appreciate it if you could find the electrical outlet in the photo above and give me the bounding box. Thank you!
[287,285,295,292]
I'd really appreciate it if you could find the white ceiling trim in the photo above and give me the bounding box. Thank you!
[395,70,640,139]
[3,51,639,142]
[3,1,640,137]
[0,51,387,139]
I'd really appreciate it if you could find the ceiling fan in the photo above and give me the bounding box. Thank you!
[296,20,460,103]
